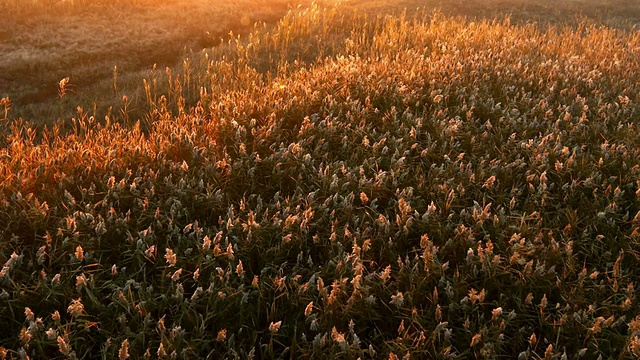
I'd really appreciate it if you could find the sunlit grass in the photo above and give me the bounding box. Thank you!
[1,1,640,359]
[0,0,310,123]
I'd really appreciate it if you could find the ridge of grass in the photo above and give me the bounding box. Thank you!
[1,1,640,359]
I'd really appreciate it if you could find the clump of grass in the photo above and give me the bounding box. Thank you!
[1,2,640,359]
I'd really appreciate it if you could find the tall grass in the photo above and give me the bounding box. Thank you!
[0,0,308,124]
[1,2,640,359]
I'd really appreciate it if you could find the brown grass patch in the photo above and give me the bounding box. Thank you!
[0,0,311,123]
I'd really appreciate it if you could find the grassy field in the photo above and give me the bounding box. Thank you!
[1,0,638,125]
[0,0,311,123]
[1,0,640,359]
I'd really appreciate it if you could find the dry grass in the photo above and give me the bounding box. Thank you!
[2,0,639,125]
[326,0,640,30]
[0,0,640,359]
[0,0,311,122]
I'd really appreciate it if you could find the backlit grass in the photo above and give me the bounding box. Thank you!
[1,1,640,359]
[0,0,310,123]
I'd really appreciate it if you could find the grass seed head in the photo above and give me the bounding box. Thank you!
[24,308,34,322]
[269,321,282,333]
[57,336,71,357]
[67,298,84,318]
[164,248,177,267]
[304,301,314,317]
[74,245,84,262]
[118,339,130,360]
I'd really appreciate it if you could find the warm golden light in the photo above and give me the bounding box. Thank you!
[0,0,638,359]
